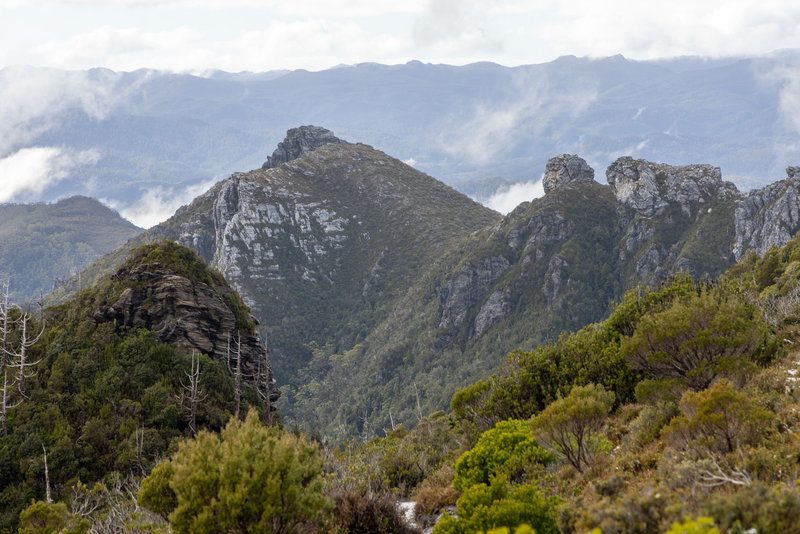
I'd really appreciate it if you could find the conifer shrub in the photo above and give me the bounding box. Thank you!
[453,419,552,492]
[433,478,559,534]
[138,409,331,534]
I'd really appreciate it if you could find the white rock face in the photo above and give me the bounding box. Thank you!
[605,157,735,216]
[734,168,800,259]
[542,154,595,193]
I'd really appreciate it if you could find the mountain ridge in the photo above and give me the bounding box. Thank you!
[44,128,800,438]
[5,51,800,223]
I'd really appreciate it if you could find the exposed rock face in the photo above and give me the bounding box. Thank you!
[606,157,738,217]
[734,167,800,259]
[92,256,279,405]
[543,154,595,193]
[439,256,510,329]
[261,125,343,169]
[472,289,511,337]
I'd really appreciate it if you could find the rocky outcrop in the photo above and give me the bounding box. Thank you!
[472,289,511,337]
[92,250,279,405]
[734,167,800,259]
[439,257,510,329]
[543,154,595,193]
[261,125,343,169]
[606,157,738,217]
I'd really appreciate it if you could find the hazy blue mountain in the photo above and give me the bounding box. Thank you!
[3,51,799,225]
[0,196,142,302]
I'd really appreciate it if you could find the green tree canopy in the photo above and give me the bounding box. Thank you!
[620,288,772,391]
[530,383,614,473]
[138,408,331,534]
[453,419,552,492]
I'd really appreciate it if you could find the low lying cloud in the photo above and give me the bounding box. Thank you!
[440,66,597,166]
[108,179,218,229]
[483,180,545,214]
[0,66,122,156]
[0,147,99,202]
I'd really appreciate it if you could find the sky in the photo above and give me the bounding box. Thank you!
[1,0,800,226]
[1,0,800,73]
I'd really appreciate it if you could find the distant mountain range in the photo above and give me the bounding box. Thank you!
[45,126,800,439]
[0,196,141,302]
[2,51,799,226]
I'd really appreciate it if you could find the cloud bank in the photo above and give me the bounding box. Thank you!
[107,179,218,229]
[0,147,100,202]
[484,180,545,214]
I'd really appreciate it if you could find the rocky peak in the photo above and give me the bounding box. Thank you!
[261,125,344,169]
[733,166,800,259]
[606,157,738,216]
[91,242,279,404]
[542,154,595,193]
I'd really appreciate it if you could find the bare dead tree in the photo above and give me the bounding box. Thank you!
[7,297,45,399]
[227,333,243,419]
[0,284,44,435]
[0,282,14,436]
[180,351,207,436]
[252,334,273,426]
[0,367,21,436]
[694,449,753,488]
[134,424,146,474]
[42,443,52,503]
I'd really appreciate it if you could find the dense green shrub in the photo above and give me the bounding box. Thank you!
[433,478,559,534]
[451,275,699,438]
[530,384,614,473]
[621,289,772,391]
[17,501,89,534]
[663,379,774,455]
[139,409,331,534]
[453,419,552,492]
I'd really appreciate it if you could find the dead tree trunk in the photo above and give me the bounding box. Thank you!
[180,351,207,436]
[227,333,242,419]
[253,334,273,426]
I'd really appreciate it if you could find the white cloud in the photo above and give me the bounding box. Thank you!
[5,0,800,73]
[413,0,503,58]
[483,180,544,214]
[0,0,428,16]
[0,147,99,202]
[442,69,597,165]
[534,0,800,60]
[21,21,412,73]
[110,179,217,228]
[0,66,123,156]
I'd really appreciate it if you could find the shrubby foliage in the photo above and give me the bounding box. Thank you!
[664,379,774,456]
[433,478,559,534]
[621,289,772,391]
[451,274,698,438]
[453,419,551,491]
[530,384,614,473]
[139,408,330,534]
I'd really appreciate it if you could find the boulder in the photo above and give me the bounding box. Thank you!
[543,154,595,193]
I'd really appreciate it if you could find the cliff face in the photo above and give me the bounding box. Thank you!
[291,153,800,439]
[148,126,502,399]
[50,129,800,439]
[734,167,800,260]
[91,242,279,406]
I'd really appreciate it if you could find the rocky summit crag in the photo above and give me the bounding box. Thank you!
[50,130,800,439]
[88,242,279,408]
